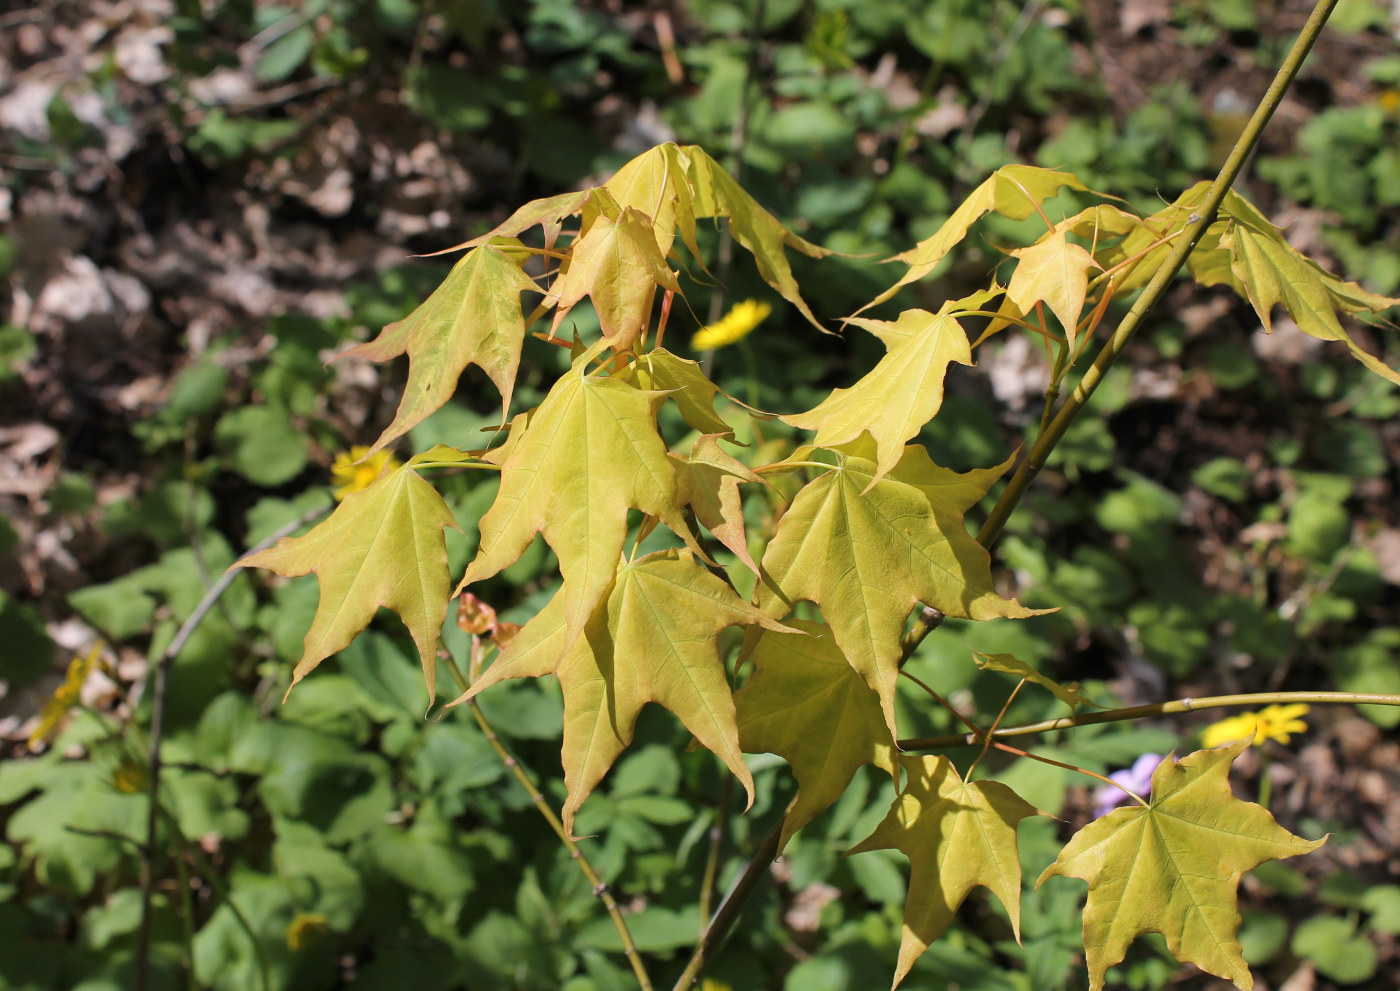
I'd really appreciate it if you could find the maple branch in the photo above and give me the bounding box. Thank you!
[440,652,656,991]
[897,691,1400,752]
[696,777,733,935]
[134,503,327,991]
[974,0,1340,550]
[672,800,791,991]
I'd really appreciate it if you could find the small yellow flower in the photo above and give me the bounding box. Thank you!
[1379,88,1400,114]
[1201,704,1309,749]
[1253,703,1310,744]
[330,445,400,501]
[285,912,329,951]
[692,299,772,350]
[28,643,102,749]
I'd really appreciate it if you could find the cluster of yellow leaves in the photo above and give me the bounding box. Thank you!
[232,146,1394,991]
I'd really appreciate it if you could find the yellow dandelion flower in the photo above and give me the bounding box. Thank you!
[330,445,400,501]
[1253,703,1310,745]
[1201,704,1309,749]
[1201,713,1257,749]
[28,643,102,749]
[1379,88,1400,114]
[285,912,329,951]
[692,299,772,350]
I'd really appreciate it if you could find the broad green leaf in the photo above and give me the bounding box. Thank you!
[547,202,681,349]
[457,345,694,648]
[344,245,543,453]
[633,348,733,436]
[757,437,1041,736]
[671,433,764,575]
[865,165,1089,310]
[784,301,978,485]
[972,651,1100,711]
[1037,743,1327,991]
[238,464,460,701]
[735,619,897,848]
[849,754,1041,988]
[1220,194,1400,385]
[452,549,792,835]
[985,230,1101,350]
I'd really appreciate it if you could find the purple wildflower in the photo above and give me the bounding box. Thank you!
[1092,753,1162,818]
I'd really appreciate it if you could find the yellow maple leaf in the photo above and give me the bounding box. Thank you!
[850,754,1041,988]
[1038,743,1326,991]
[452,548,794,836]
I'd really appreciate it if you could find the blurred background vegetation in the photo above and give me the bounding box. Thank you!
[2,0,1399,988]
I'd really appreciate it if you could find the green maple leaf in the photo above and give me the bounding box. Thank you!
[783,297,984,486]
[238,456,461,701]
[984,230,1102,350]
[849,754,1041,988]
[1038,742,1327,991]
[457,344,694,650]
[671,434,764,575]
[757,437,1040,736]
[1220,194,1400,385]
[452,548,792,835]
[342,244,544,454]
[547,197,682,349]
[864,165,1088,311]
[735,619,896,848]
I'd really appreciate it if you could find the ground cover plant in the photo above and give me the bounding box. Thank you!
[6,2,1400,990]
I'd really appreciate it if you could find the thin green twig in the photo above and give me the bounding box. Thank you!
[440,651,655,991]
[671,800,793,991]
[696,777,734,936]
[897,691,1400,751]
